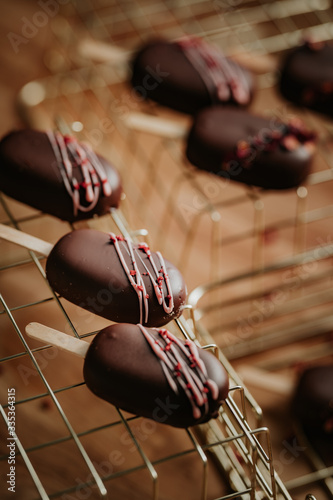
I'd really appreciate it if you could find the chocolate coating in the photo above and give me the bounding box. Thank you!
[83,323,229,428]
[46,229,187,327]
[291,364,333,464]
[0,129,122,222]
[130,38,254,115]
[292,365,333,433]
[186,106,316,190]
[279,41,333,117]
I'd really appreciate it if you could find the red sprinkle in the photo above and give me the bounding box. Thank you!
[40,399,52,411]
[281,135,300,151]
[64,135,75,144]
[138,243,149,252]
[324,417,333,433]
[321,82,333,94]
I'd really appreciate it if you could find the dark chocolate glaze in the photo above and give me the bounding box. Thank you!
[130,38,254,115]
[291,364,333,464]
[279,41,333,117]
[186,106,315,190]
[46,229,187,327]
[0,129,122,222]
[83,323,229,428]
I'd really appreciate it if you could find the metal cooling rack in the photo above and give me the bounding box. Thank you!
[2,0,333,499]
[0,180,293,500]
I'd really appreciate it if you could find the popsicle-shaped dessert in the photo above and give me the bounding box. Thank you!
[130,37,254,114]
[0,225,187,327]
[186,106,316,189]
[124,105,317,190]
[279,40,333,118]
[26,322,229,428]
[79,35,255,115]
[0,129,122,223]
[291,364,333,464]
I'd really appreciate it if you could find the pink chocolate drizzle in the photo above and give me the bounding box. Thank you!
[109,233,174,325]
[138,325,219,420]
[223,117,316,171]
[47,131,112,217]
[176,36,251,105]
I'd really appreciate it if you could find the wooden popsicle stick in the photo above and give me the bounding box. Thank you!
[0,223,53,256]
[237,364,296,397]
[122,112,188,140]
[26,322,89,358]
[77,37,277,75]
[228,51,278,75]
[77,37,132,65]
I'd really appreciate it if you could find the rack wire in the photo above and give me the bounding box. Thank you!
[1,0,333,498]
[0,173,291,500]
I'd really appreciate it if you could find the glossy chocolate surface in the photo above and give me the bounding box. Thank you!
[0,129,122,222]
[131,38,254,114]
[186,106,315,189]
[291,364,333,464]
[280,41,333,117]
[84,323,229,428]
[46,229,187,327]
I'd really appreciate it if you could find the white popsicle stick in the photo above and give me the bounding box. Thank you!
[77,37,277,75]
[26,322,89,358]
[228,51,278,75]
[237,365,296,397]
[0,223,53,256]
[77,38,132,65]
[122,112,188,140]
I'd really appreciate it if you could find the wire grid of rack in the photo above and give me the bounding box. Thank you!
[0,221,286,500]
[0,156,293,498]
[1,0,333,498]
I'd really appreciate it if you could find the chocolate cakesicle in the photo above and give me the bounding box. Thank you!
[279,40,333,118]
[0,224,187,327]
[291,364,333,464]
[26,322,229,428]
[130,37,254,114]
[0,129,122,223]
[46,229,187,327]
[186,106,316,190]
